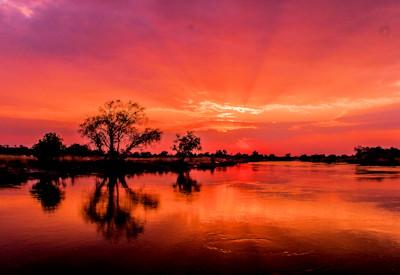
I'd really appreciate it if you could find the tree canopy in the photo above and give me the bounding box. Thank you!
[79,100,162,159]
[172,131,202,158]
[32,132,65,161]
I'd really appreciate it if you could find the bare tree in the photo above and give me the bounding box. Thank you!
[79,100,162,159]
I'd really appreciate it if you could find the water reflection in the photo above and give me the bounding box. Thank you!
[82,174,159,241]
[355,166,400,182]
[30,176,66,212]
[173,170,201,195]
[3,163,400,273]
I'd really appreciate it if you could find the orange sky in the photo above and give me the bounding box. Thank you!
[1,0,400,154]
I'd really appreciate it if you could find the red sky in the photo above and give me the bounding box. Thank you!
[1,0,400,154]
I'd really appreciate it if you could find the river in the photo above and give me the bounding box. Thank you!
[1,162,400,274]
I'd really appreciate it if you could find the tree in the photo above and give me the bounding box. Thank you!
[79,100,162,159]
[250,150,262,161]
[354,146,399,165]
[65,143,92,156]
[0,145,32,156]
[215,149,228,157]
[172,131,202,159]
[32,132,65,161]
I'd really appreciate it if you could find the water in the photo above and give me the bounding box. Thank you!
[1,162,400,274]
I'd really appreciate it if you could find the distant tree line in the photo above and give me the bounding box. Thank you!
[0,145,32,156]
[0,137,101,158]
[0,100,399,166]
[3,141,399,165]
[354,146,400,165]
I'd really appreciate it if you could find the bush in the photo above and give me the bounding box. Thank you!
[32,132,65,162]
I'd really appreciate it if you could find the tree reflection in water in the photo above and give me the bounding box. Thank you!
[173,170,201,195]
[30,176,66,212]
[83,174,159,241]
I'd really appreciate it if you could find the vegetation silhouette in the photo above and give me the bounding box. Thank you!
[1,100,400,182]
[64,143,97,157]
[32,132,65,162]
[355,146,400,165]
[30,176,66,212]
[173,170,201,195]
[172,131,202,162]
[79,100,162,160]
[0,145,31,156]
[82,173,159,241]
[0,165,30,187]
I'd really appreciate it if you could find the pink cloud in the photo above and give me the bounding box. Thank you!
[0,0,400,153]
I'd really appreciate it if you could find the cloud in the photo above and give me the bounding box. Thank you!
[195,101,264,115]
[235,138,252,150]
[0,0,49,17]
[1,0,400,153]
[182,94,400,123]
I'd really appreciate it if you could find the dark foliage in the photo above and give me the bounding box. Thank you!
[172,131,202,159]
[0,145,32,156]
[79,100,162,159]
[64,143,96,157]
[354,146,400,165]
[215,149,228,157]
[32,132,65,162]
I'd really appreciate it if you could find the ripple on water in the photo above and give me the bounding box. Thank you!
[204,237,276,254]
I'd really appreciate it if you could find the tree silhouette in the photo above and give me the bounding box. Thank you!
[215,149,228,157]
[65,143,92,156]
[354,146,400,165]
[172,131,201,160]
[83,174,159,241]
[79,100,162,159]
[32,132,65,162]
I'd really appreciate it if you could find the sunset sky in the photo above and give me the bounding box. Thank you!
[1,0,400,154]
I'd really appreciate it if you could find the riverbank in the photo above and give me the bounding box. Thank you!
[0,155,247,185]
[1,153,399,186]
